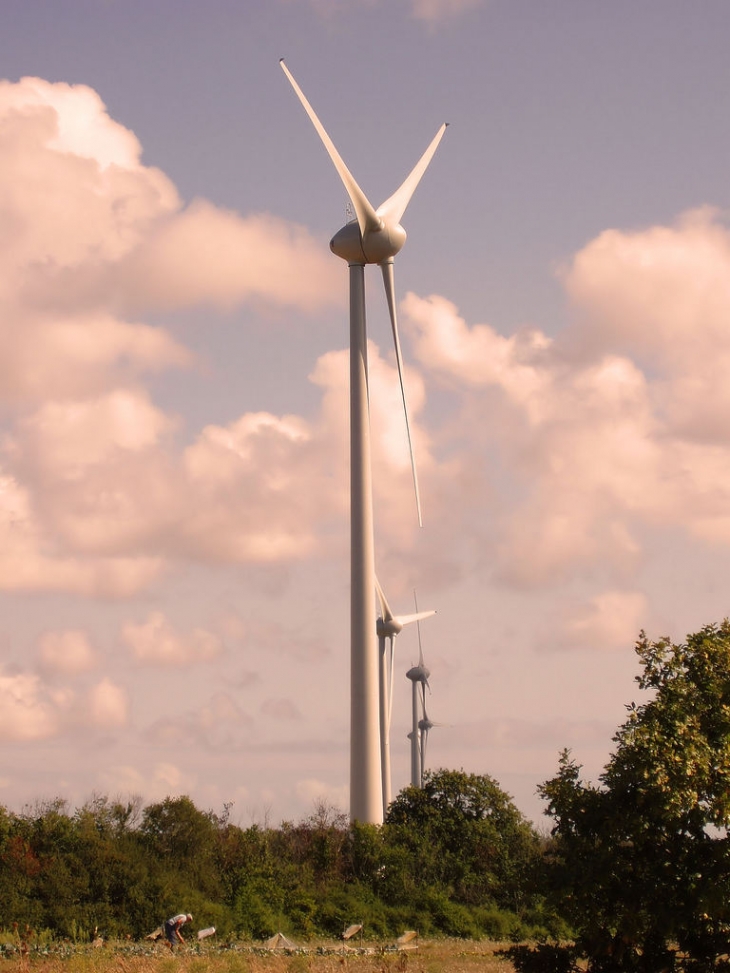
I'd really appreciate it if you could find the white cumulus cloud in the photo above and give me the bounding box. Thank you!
[87,678,129,728]
[121,611,223,666]
[0,670,63,741]
[38,630,97,674]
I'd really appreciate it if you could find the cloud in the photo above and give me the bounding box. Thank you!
[4,72,730,620]
[450,715,616,752]
[0,78,176,273]
[553,591,649,652]
[87,678,129,728]
[402,214,730,585]
[0,670,63,741]
[243,619,330,663]
[12,388,175,471]
[38,630,97,674]
[0,76,336,317]
[403,294,654,582]
[563,208,730,368]
[261,698,303,721]
[410,0,483,23]
[5,390,183,566]
[0,313,192,405]
[0,75,434,594]
[1,333,435,584]
[144,693,253,750]
[0,75,337,416]
[2,394,335,585]
[288,0,483,25]
[181,410,339,562]
[294,778,348,813]
[97,762,194,801]
[0,469,163,596]
[0,662,130,741]
[563,208,730,443]
[121,612,223,666]
[118,202,341,314]
[0,76,145,169]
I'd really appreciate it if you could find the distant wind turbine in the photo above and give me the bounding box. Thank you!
[418,705,447,782]
[406,596,432,789]
[376,579,435,816]
[280,59,447,823]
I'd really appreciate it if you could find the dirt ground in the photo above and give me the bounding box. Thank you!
[0,939,517,973]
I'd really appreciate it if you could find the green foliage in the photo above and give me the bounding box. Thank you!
[500,943,579,973]
[539,621,730,971]
[386,769,544,914]
[233,883,281,940]
[0,771,550,943]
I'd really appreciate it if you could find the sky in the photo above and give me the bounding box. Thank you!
[2,0,730,828]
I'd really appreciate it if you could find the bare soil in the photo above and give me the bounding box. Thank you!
[0,939,516,973]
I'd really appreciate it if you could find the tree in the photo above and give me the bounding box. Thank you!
[386,769,544,916]
[539,622,730,972]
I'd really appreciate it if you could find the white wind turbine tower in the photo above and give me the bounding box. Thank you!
[280,60,447,823]
[376,579,435,817]
[406,603,431,789]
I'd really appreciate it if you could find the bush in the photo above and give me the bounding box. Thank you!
[499,944,579,973]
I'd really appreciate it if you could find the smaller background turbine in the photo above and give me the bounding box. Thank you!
[376,580,435,815]
[418,706,448,784]
[405,595,432,789]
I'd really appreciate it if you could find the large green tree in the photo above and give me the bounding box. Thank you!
[540,621,730,972]
[385,769,546,928]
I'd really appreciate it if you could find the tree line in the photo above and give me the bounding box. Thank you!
[3,621,730,972]
[0,769,557,945]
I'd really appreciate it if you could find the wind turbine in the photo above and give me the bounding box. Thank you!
[280,60,447,823]
[406,603,431,789]
[376,579,435,816]
[418,704,447,785]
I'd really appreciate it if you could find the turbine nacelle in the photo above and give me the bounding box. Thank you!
[406,663,430,683]
[330,221,407,266]
[376,616,404,639]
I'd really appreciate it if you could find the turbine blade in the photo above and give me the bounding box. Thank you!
[280,60,382,236]
[374,575,394,623]
[381,258,422,527]
[395,610,436,627]
[415,625,424,668]
[387,635,396,727]
[414,590,426,668]
[376,123,448,226]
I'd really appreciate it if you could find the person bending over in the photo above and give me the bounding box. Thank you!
[164,913,193,951]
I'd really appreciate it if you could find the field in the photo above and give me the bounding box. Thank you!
[0,940,517,973]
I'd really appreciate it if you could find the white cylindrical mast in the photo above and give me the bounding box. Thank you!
[409,679,421,787]
[379,634,392,816]
[349,262,383,824]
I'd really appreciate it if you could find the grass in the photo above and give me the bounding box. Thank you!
[0,939,516,973]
